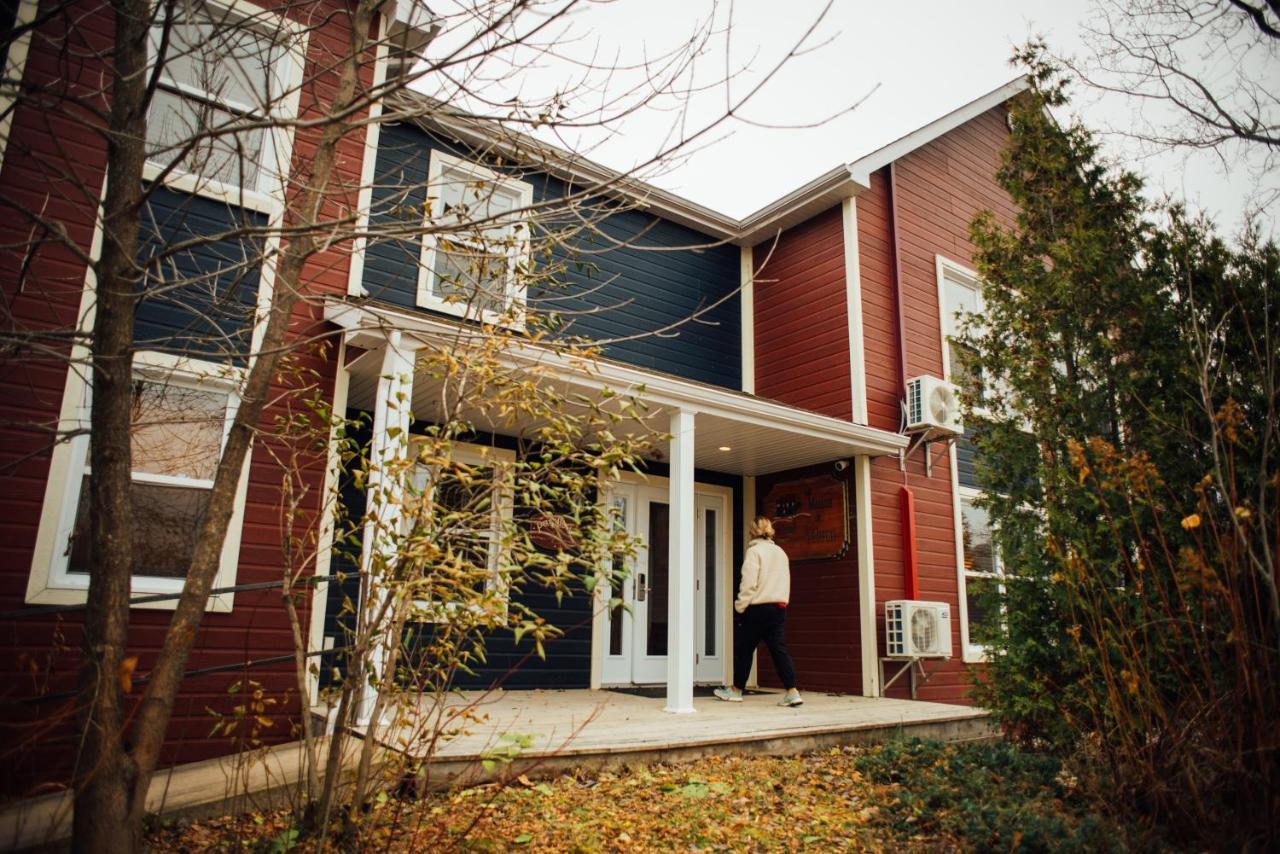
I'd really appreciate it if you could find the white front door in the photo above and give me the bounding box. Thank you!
[601,482,727,686]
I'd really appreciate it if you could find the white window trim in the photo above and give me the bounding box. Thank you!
[407,438,516,622]
[0,0,39,176]
[938,255,988,662]
[416,149,533,328]
[953,484,1006,663]
[935,255,989,409]
[26,350,252,612]
[141,0,308,216]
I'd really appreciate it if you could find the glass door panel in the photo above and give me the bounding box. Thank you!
[600,486,726,686]
[601,490,634,686]
[644,501,670,657]
[694,496,725,683]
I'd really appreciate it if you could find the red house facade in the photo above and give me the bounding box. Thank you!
[0,0,1025,793]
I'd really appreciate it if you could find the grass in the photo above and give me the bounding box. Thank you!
[147,738,1154,852]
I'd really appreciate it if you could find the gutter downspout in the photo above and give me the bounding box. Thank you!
[886,162,920,600]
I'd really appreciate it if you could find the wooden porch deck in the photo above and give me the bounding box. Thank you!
[372,688,994,789]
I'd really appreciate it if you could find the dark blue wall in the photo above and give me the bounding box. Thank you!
[361,123,741,389]
[322,413,744,691]
[134,185,265,362]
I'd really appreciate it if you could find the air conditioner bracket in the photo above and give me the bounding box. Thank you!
[878,657,937,700]
[898,431,957,478]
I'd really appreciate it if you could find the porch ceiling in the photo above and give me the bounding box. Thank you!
[328,299,907,477]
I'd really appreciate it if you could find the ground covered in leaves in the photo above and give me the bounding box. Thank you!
[147,739,1155,852]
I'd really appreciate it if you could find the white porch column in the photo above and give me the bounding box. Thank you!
[665,408,697,714]
[854,454,880,697]
[357,330,417,725]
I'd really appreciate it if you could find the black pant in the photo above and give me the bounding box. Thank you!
[732,603,797,691]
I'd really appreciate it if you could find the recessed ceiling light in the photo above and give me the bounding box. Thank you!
[718,446,732,452]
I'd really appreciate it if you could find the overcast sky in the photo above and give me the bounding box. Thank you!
[431,0,1267,232]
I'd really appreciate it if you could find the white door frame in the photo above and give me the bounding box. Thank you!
[596,474,732,687]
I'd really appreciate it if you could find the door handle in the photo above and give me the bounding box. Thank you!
[635,572,647,602]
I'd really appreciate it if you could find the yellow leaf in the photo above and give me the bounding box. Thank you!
[118,655,138,694]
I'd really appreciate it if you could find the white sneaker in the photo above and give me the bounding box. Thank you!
[713,686,743,702]
[777,689,803,707]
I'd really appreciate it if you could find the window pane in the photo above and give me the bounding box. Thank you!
[943,276,979,338]
[965,575,1000,647]
[704,508,716,657]
[146,88,264,187]
[131,378,227,481]
[959,496,995,575]
[161,15,277,110]
[68,477,210,578]
[948,340,983,397]
[608,495,627,657]
[438,166,521,232]
[432,240,509,314]
[645,502,669,657]
[413,462,497,592]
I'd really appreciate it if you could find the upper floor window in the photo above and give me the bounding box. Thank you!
[938,258,985,400]
[26,351,251,611]
[144,0,305,211]
[417,150,533,325]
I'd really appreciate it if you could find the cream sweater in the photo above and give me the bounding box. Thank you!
[734,537,791,613]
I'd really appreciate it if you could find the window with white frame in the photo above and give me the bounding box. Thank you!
[418,150,533,323]
[406,441,514,618]
[27,352,250,610]
[939,260,985,401]
[144,0,303,205]
[938,257,1006,660]
[957,487,1004,660]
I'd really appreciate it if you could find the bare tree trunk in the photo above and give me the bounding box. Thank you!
[120,1,377,833]
[280,470,320,802]
[71,0,151,849]
[353,594,409,806]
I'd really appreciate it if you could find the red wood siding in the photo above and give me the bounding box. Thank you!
[856,105,1017,705]
[0,3,374,794]
[752,205,852,419]
[753,465,861,694]
[749,208,861,693]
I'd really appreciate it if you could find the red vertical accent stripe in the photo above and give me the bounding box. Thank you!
[900,486,918,599]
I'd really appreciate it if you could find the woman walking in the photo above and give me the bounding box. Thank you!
[715,516,803,707]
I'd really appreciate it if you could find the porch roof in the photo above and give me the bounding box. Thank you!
[324,299,907,476]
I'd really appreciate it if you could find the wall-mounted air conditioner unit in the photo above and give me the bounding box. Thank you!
[905,375,962,436]
[885,600,953,659]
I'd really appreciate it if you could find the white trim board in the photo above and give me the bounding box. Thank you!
[388,76,1028,249]
[0,0,39,177]
[324,299,909,461]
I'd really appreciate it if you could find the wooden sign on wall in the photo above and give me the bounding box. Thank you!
[757,474,850,562]
[526,510,580,552]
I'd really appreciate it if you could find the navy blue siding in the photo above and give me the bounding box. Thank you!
[361,123,741,389]
[360,124,431,310]
[134,186,265,361]
[324,413,744,691]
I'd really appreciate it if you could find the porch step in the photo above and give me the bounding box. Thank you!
[386,689,996,791]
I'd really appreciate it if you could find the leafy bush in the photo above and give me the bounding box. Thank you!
[854,739,1120,853]
[962,48,1280,850]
